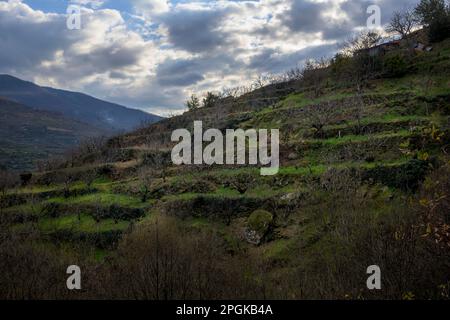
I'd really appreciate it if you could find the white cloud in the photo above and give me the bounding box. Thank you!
[132,0,170,18]
[0,0,422,115]
[69,0,105,9]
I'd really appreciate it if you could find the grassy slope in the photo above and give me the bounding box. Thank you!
[2,39,450,272]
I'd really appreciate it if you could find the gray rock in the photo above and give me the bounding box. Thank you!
[244,229,263,245]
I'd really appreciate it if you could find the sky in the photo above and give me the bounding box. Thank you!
[0,0,419,116]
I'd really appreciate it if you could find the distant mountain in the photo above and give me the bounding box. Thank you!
[0,97,110,170]
[0,75,162,132]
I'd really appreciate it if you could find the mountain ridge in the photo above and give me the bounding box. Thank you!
[0,74,162,132]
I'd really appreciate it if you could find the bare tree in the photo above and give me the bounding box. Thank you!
[252,75,269,90]
[301,58,330,98]
[340,31,384,90]
[303,101,339,138]
[229,173,255,195]
[285,67,303,81]
[386,9,419,40]
[0,170,17,197]
[342,31,383,56]
[138,168,154,203]
[82,169,97,190]
[63,175,74,198]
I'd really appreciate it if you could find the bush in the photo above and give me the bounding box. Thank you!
[415,0,450,42]
[383,52,409,78]
[19,172,32,186]
[48,229,123,250]
[93,217,251,299]
[418,161,450,258]
[364,159,429,191]
[428,17,450,42]
[202,92,220,108]
[163,195,270,224]
[247,209,273,235]
[96,164,115,177]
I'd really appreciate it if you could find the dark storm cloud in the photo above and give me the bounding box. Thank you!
[249,43,337,74]
[281,0,354,41]
[156,51,246,87]
[339,0,373,27]
[340,0,421,27]
[157,59,205,86]
[0,8,70,70]
[282,0,421,41]
[158,7,236,53]
[72,45,143,72]
[282,0,327,33]
[109,71,129,79]
[0,5,144,79]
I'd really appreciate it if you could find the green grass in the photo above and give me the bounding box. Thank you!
[94,248,110,261]
[200,167,261,178]
[324,114,429,131]
[278,165,327,176]
[246,184,296,197]
[11,181,85,195]
[12,185,58,195]
[2,202,41,214]
[280,92,352,110]
[187,217,212,229]
[162,190,275,202]
[374,73,450,97]
[261,239,293,261]
[45,192,146,208]
[215,186,241,196]
[38,214,129,233]
[279,158,411,174]
[306,129,414,145]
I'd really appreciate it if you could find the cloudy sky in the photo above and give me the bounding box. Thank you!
[0,0,418,115]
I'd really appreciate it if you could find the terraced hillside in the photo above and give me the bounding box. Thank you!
[0,97,108,171]
[1,38,450,299]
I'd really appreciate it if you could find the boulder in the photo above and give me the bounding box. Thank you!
[244,209,273,245]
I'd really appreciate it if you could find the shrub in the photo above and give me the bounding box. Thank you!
[96,164,115,177]
[383,52,409,78]
[202,92,220,108]
[94,217,251,299]
[428,17,450,42]
[185,94,200,110]
[418,160,450,258]
[364,159,429,191]
[245,209,277,246]
[247,209,273,235]
[19,172,32,186]
[163,195,269,224]
[227,172,256,194]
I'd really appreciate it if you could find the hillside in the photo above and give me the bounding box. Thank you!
[1,38,449,299]
[0,97,109,171]
[0,75,162,132]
